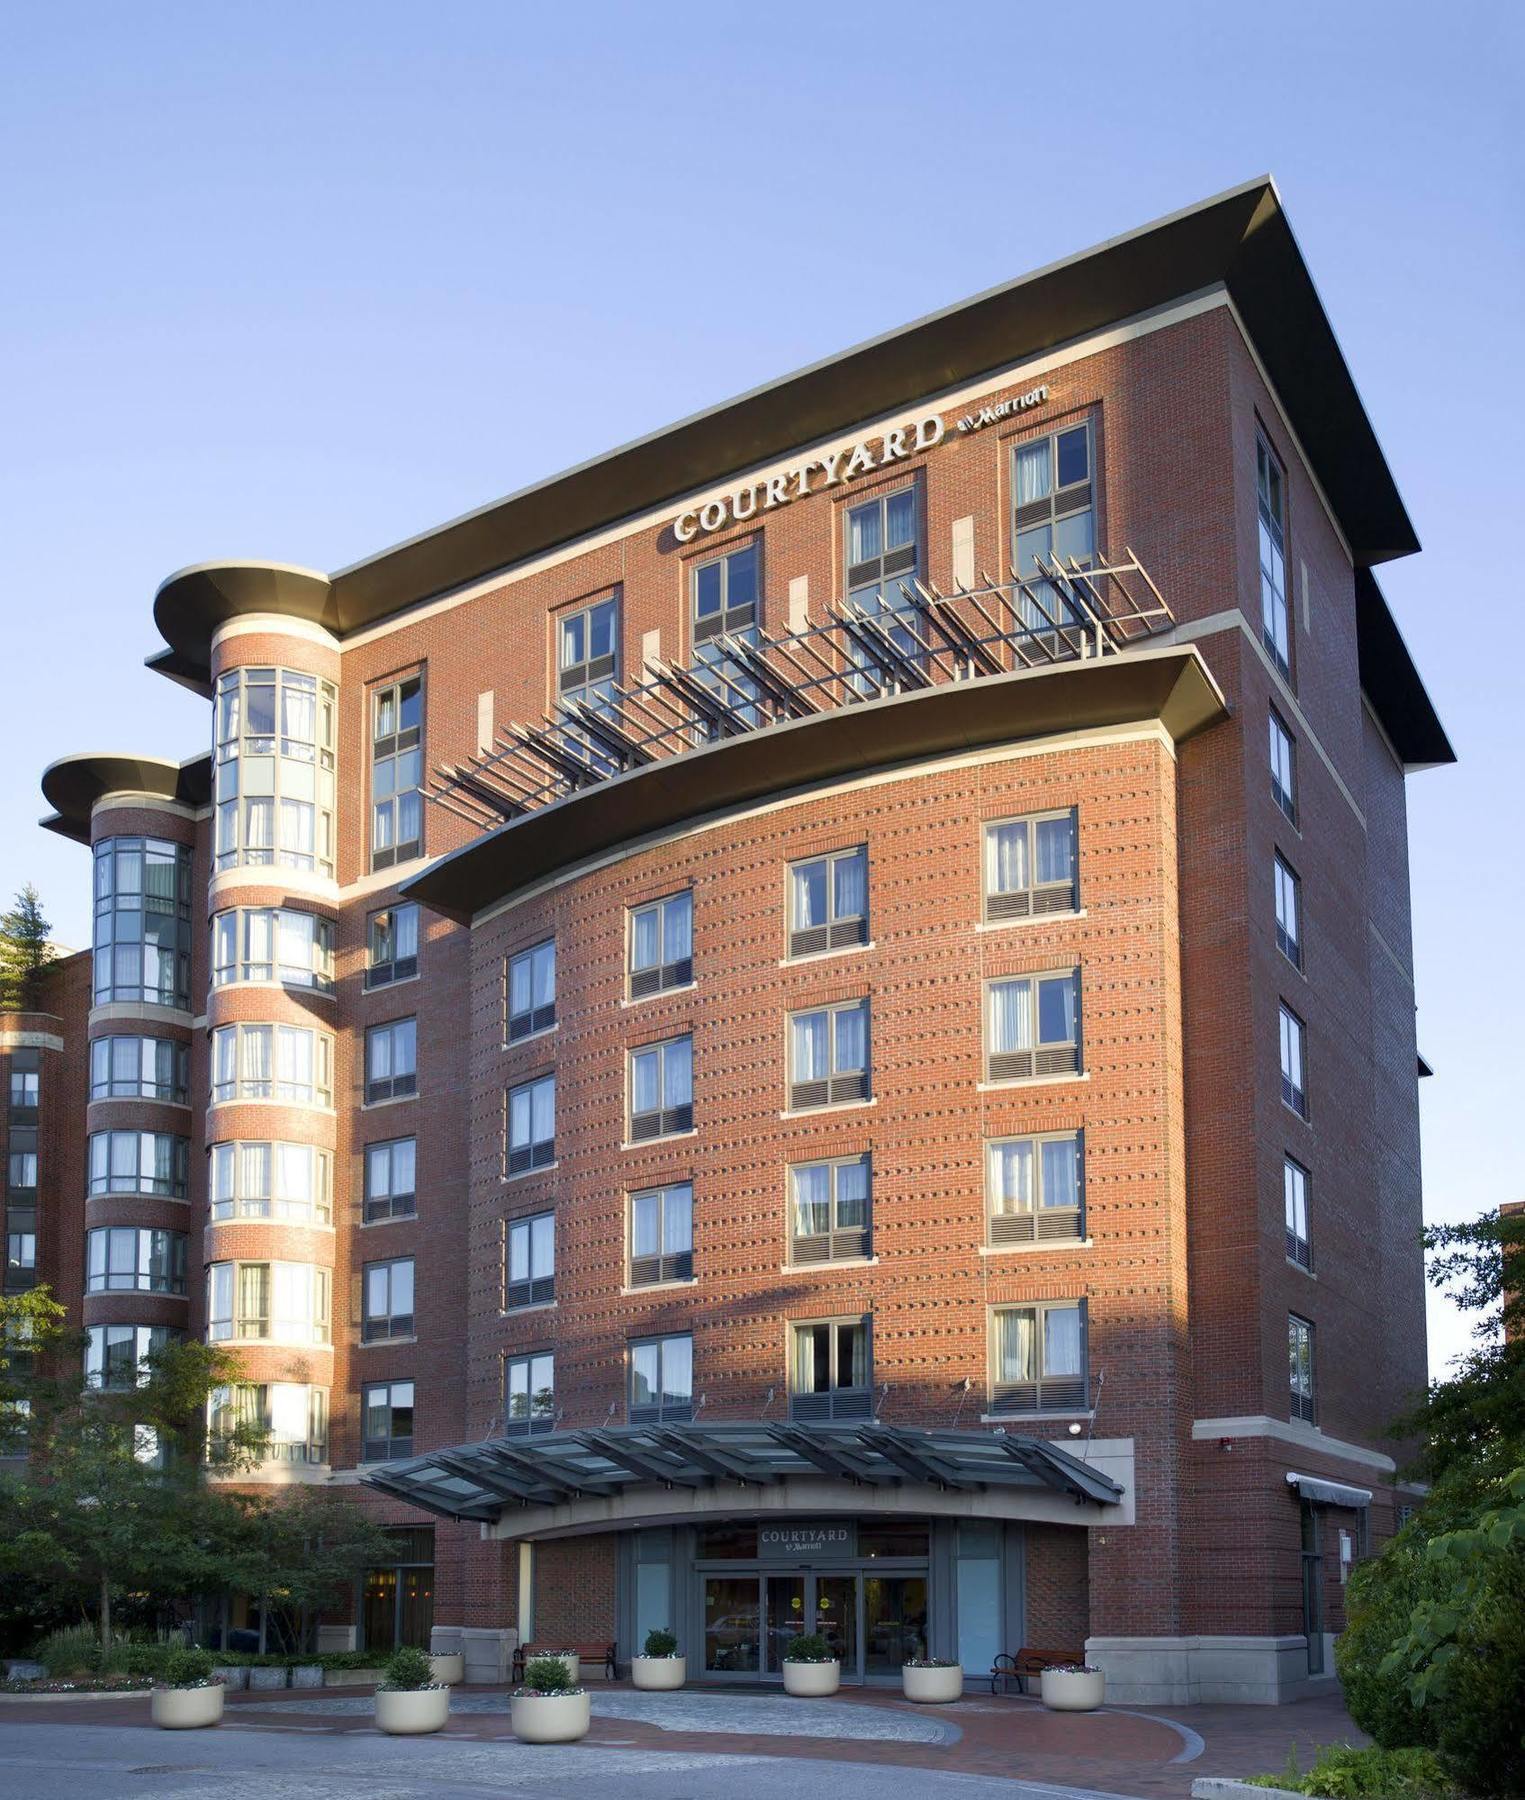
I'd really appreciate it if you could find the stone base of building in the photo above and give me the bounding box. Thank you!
[451,1626,517,1685]
[316,1624,357,1653]
[1085,1635,1340,1705]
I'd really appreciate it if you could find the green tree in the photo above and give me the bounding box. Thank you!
[222,1487,395,1655]
[0,884,56,1011]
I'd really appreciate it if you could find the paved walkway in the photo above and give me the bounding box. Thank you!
[0,1680,1369,1798]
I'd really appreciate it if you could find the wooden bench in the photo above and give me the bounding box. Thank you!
[512,1641,617,1683]
[990,1647,1085,1695]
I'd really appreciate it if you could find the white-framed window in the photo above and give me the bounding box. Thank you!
[629,891,693,998]
[506,1211,555,1309]
[371,675,424,870]
[987,1132,1083,1245]
[1274,854,1302,968]
[628,1182,693,1287]
[1280,1003,1308,1118]
[985,971,1080,1081]
[87,1130,189,1197]
[367,904,420,988]
[629,1035,693,1141]
[505,1350,555,1436]
[89,1036,189,1103]
[362,1256,415,1341]
[86,1227,187,1294]
[1257,434,1290,678]
[1285,1157,1312,1270]
[629,1332,693,1423]
[212,1023,334,1107]
[207,1261,330,1345]
[210,1142,332,1224]
[788,1000,869,1109]
[984,811,1077,921]
[507,939,556,1039]
[1269,708,1297,824]
[213,907,333,991]
[213,667,337,878]
[506,1074,555,1173]
[789,1156,871,1265]
[211,1383,328,1465]
[790,1315,872,1421]
[788,847,867,957]
[362,1380,413,1461]
[364,1137,416,1222]
[365,1018,417,1103]
[990,1300,1088,1415]
[1289,1314,1315,1422]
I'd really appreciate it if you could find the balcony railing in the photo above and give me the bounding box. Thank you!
[429,552,1174,833]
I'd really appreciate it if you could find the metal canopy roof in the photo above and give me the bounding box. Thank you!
[360,1422,1124,1523]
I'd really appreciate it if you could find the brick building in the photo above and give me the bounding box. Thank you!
[33,177,1450,1702]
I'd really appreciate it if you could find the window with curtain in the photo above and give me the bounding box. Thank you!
[983,811,1078,920]
[628,1182,693,1287]
[1285,1158,1312,1270]
[87,1130,188,1196]
[363,1258,414,1341]
[86,1227,187,1294]
[1011,424,1093,633]
[986,1133,1083,1244]
[628,1036,693,1141]
[90,1036,188,1102]
[363,1380,414,1461]
[789,1157,871,1264]
[506,938,556,1037]
[371,675,424,870]
[365,1018,417,1103]
[212,667,336,878]
[788,1000,870,1109]
[364,1137,417,1221]
[1274,854,1302,968]
[629,1333,694,1422]
[788,847,868,956]
[789,1317,871,1420]
[366,904,420,988]
[506,1211,555,1309]
[629,891,693,997]
[1257,435,1290,677]
[990,1301,1087,1415]
[506,1074,555,1173]
[1269,709,1298,823]
[1279,1003,1308,1117]
[985,972,1080,1081]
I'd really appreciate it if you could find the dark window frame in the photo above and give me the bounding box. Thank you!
[505,1073,555,1174]
[370,674,425,871]
[788,1155,871,1266]
[367,904,420,989]
[986,1130,1085,1246]
[628,1034,694,1141]
[984,969,1082,1083]
[362,1378,415,1462]
[362,1256,416,1343]
[506,938,557,1039]
[628,1181,694,1288]
[789,1313,873,1422]
[365,1017,418,1104]
[989,1297,1090,1417]
[787,998,870,1110]
[506,1209,555,1310]
[628,890,693,998]
[628,1330,695,1423]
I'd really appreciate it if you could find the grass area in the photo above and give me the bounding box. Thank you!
[1248,1743,1457,1797]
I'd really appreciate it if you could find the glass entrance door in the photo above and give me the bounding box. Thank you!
[703,1575,761,1674]
[813,1574,858,1675]
[764,1575,805,1672]
[863,1574,928,1675]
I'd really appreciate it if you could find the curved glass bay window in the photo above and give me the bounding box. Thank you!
[212,1022,333,1107]
[213,907,334,991]
[85,1322,180,1389]
[92,838,193,1009]
[86,1226,188,1294]
[210,1382,328,1464]
[88,1129,189,1197]
[214,666,337,878]
[207,1260,331,1344]
[90,1035,190,1103]
[211,1141,333,1224]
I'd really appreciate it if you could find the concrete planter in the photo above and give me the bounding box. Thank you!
[375,1685,450,1735]
[211,1665,247,1691]
[510,1688,590,1743]
[902,1662,963,1703]
[151,1684,225,1729]
[782,1658,840,1697]
[1040,1667,1106,1712]
[630,1654,685,1690]
[290,1665,324,1689]
[324,1667,386,1687]
[247,1666,289,1691]
[428,1653,465,1686]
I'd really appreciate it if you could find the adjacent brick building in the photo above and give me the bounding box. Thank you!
[34,178,1451,1701]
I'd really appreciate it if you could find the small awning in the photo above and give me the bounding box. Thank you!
[1287,1471,1373,1509]
[362,1421,1123,1523]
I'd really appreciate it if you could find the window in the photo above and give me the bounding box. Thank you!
[984,812,1078,921]
[1289,1314,1316,1422]
[628,1182,693,1287]
[7,1232,37,1280]
[629,891,693,997]
[558,595,619,698]
[213,907,333,991]
[1269,709,1297,824]
[692,542,761,725]
[788,1000,869,1109]
[371,676,424,870]
[1012,424,1094,630]
[1280,1003,1308,1118]
[92,837,193,1009]
[362,1380,414,1461]
[629,1035,693,1141]
[211,1383,328,1465]
[364,1137,417,1222]
[790,1316,871,1421]
[789,1157,871,1264]
[8,1055,39,1112]
[90,1036,189,1103]
[210,1142,332,1224]
[506,1212,554,1309]
[505,1351,555,1436]
[213,666,337,878]
[207,1262,330,1344]
[987,1132,1084,1245]
[213,1023,333,1107]
[87,1130,189,1197]
[845,488,920,685]
[985,971,1080,1081]
[1257,434,1290,677]
[990,1301,1088,1415]
[367,904,420,988]
[85,1323,177,1390]
[629,1332,693,1423]
[507,939,556,1039]
[788,847,867,957]
[1285,1157,1312,1270]
[1274,855,1302,968]
[506,1074,555,1173]
[86,1227,187,1294]
[365,1018,417,1103]
[362,1257,415,1341]
[7,1129,38,1189]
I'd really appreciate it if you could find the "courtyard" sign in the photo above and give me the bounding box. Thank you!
[757,1522,854,1560]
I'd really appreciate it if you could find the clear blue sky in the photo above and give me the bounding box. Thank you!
[2,2,1520,1379]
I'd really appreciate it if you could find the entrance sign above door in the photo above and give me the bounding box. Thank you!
[758,1522,854,1560]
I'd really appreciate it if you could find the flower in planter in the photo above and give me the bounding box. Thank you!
[642,1629,679,1658]
[515,1654,586,1697]
[1044,1663,1099,1675]
[904,1657,960,1668]
[781,1632,836,1664]
[156,1648,220,1691]
[378,1646,443,1693]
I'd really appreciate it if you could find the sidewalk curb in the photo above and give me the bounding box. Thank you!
[1191,1782,1302,1799]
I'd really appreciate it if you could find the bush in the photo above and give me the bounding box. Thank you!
[160,1647,216,1689]
[34,1623,110,1677]
[380,1645,434,1691]
[642,1628,678,1658]
[520,1655,575,1694]
[1337,1538,1440,1753]
[782,1632,833,1663]
[1248,1743,1455,1796]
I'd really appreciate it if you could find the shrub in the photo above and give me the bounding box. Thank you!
[642,1628,678,1658]
[520,1654,576,1694]
[380,1645,434,1691]
[1247,1743,1455,1796]
[1337,1540,1440,1753]
[34,1623,110,1677]
[782,1632,834,1663]
[159,1647,216,1689]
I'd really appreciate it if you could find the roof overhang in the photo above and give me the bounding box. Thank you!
[148,177,1420,690]
[404,643,1227,923]
[1287,1470,1373,1509]
[40,751,213,846]
[1355,571,1454,768]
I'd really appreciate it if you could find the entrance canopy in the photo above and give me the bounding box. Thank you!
[362,1421,1122,1524]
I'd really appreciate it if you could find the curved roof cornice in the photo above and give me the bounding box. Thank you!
[40,751,212,844]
